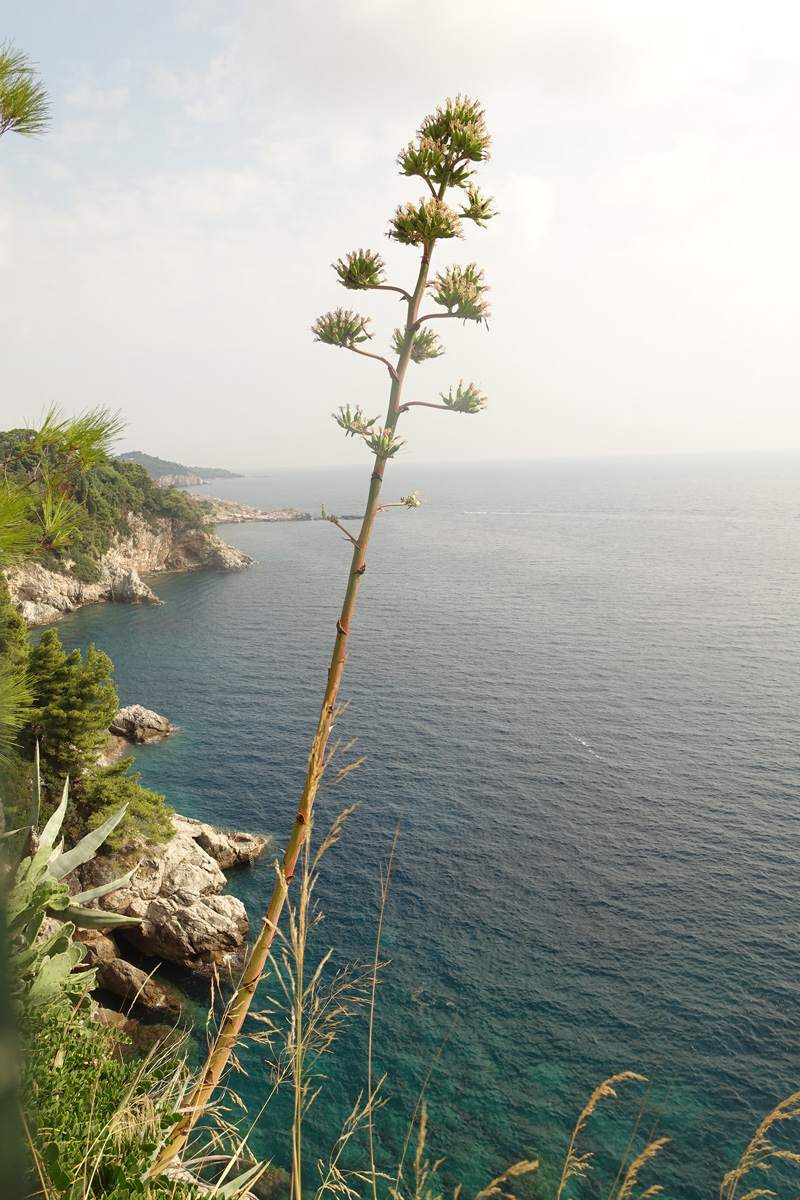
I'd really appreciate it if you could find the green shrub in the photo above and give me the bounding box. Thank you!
[70,549,101,583]
[83,762,174,849]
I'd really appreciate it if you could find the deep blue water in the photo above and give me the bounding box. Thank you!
[51,454,800,1199]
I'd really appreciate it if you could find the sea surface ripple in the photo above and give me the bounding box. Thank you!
[53,454,800,1200]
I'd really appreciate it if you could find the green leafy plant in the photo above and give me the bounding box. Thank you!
[152,93,496,1175]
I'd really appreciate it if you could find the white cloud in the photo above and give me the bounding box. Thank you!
[0,0,798,464]
[65,84,129,112]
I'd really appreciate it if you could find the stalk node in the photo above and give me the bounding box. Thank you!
[336,618,347,635]
[355,563,366,575]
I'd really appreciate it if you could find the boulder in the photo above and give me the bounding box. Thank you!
[110,705,172,743]
[125,893,249,966]
[173,814,266,870]
[77,813,269,970]
[76,930,181,1011]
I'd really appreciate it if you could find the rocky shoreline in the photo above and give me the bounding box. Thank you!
[187,494,312,525]
[7,512,254,627]
[73,812,270,1013]
[75,708,271,1016]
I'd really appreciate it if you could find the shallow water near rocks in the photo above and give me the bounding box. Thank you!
[52,453,800,1199]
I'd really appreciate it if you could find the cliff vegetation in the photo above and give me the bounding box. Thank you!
[0,427,207,584]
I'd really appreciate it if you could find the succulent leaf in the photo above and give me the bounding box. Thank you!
[60,905,141,930]
[312,308,373,349]
[440,380,488,414]
[39,775,69,852]
[48,802,130,880]
[333,248,386,290]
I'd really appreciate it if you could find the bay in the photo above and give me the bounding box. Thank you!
[52,453,800,1199]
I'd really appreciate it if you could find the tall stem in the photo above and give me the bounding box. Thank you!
[152,248,433,1175]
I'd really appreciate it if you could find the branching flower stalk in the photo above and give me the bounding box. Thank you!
[153,94,496,1174]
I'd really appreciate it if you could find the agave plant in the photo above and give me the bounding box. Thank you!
[154,94,497,1177]
[4,744,139,1007]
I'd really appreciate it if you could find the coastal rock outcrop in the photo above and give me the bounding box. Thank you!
[188,495,312,525]
[156,472,205,488]
[9,561,160,626]
[110,705,172,743]
[76,814,269,970]
[7,513,254,626]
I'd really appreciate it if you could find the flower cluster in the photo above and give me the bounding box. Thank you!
[332,405,380,439]
[440,380,488,414]
[333,249,386,290]
[460,184,497,227]
[397,96,491,192]
[391,325,444,363]
[312,308,372,349]
[388,198,463,246]
[429,263,491,324]
[364,427,407,459]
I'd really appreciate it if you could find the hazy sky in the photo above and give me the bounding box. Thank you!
[1,1,798,468]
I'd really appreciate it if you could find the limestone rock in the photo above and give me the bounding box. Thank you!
[125,893,249,966]
[187,495,313,524]
[110,705,172,743]
[8,511,254,626]
[78,813,268,969]
[76,929,180,1011]
[156,472,204,488]
[174,815,266,870]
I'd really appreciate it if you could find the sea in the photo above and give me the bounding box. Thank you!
[49,453,800,1200]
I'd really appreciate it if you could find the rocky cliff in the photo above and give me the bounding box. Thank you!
[7,513,254,626]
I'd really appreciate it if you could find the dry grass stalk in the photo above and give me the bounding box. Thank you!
[471,1159,540,1200]
[315,1086,390,1200]
[616,1138,669,1200]
[720,1091,800,1200]
[555,1072,647,1200]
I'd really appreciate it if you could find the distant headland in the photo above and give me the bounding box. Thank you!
[115,450,243,488]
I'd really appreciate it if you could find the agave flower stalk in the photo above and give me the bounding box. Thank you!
[153,94,497,1173]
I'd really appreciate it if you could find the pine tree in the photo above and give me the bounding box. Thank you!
[27,631,118,785]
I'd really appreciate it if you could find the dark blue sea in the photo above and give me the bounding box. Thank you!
[52,454,800,1199]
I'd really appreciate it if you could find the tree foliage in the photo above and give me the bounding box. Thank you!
[0,42,50,140]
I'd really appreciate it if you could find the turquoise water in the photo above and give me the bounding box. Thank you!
[52,455,800,1198]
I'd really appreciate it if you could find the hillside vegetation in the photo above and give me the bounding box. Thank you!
[116,450,242,481]
[0,428,207,583]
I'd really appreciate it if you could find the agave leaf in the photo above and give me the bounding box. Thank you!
[0,825,29,841]
[70,863,139,905]
[29,740,41,830]
[39,776,69,851]
[210,1161,266,1199]
[14,922,74,970]
[60,904,141,930]
[48,803,129,880]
